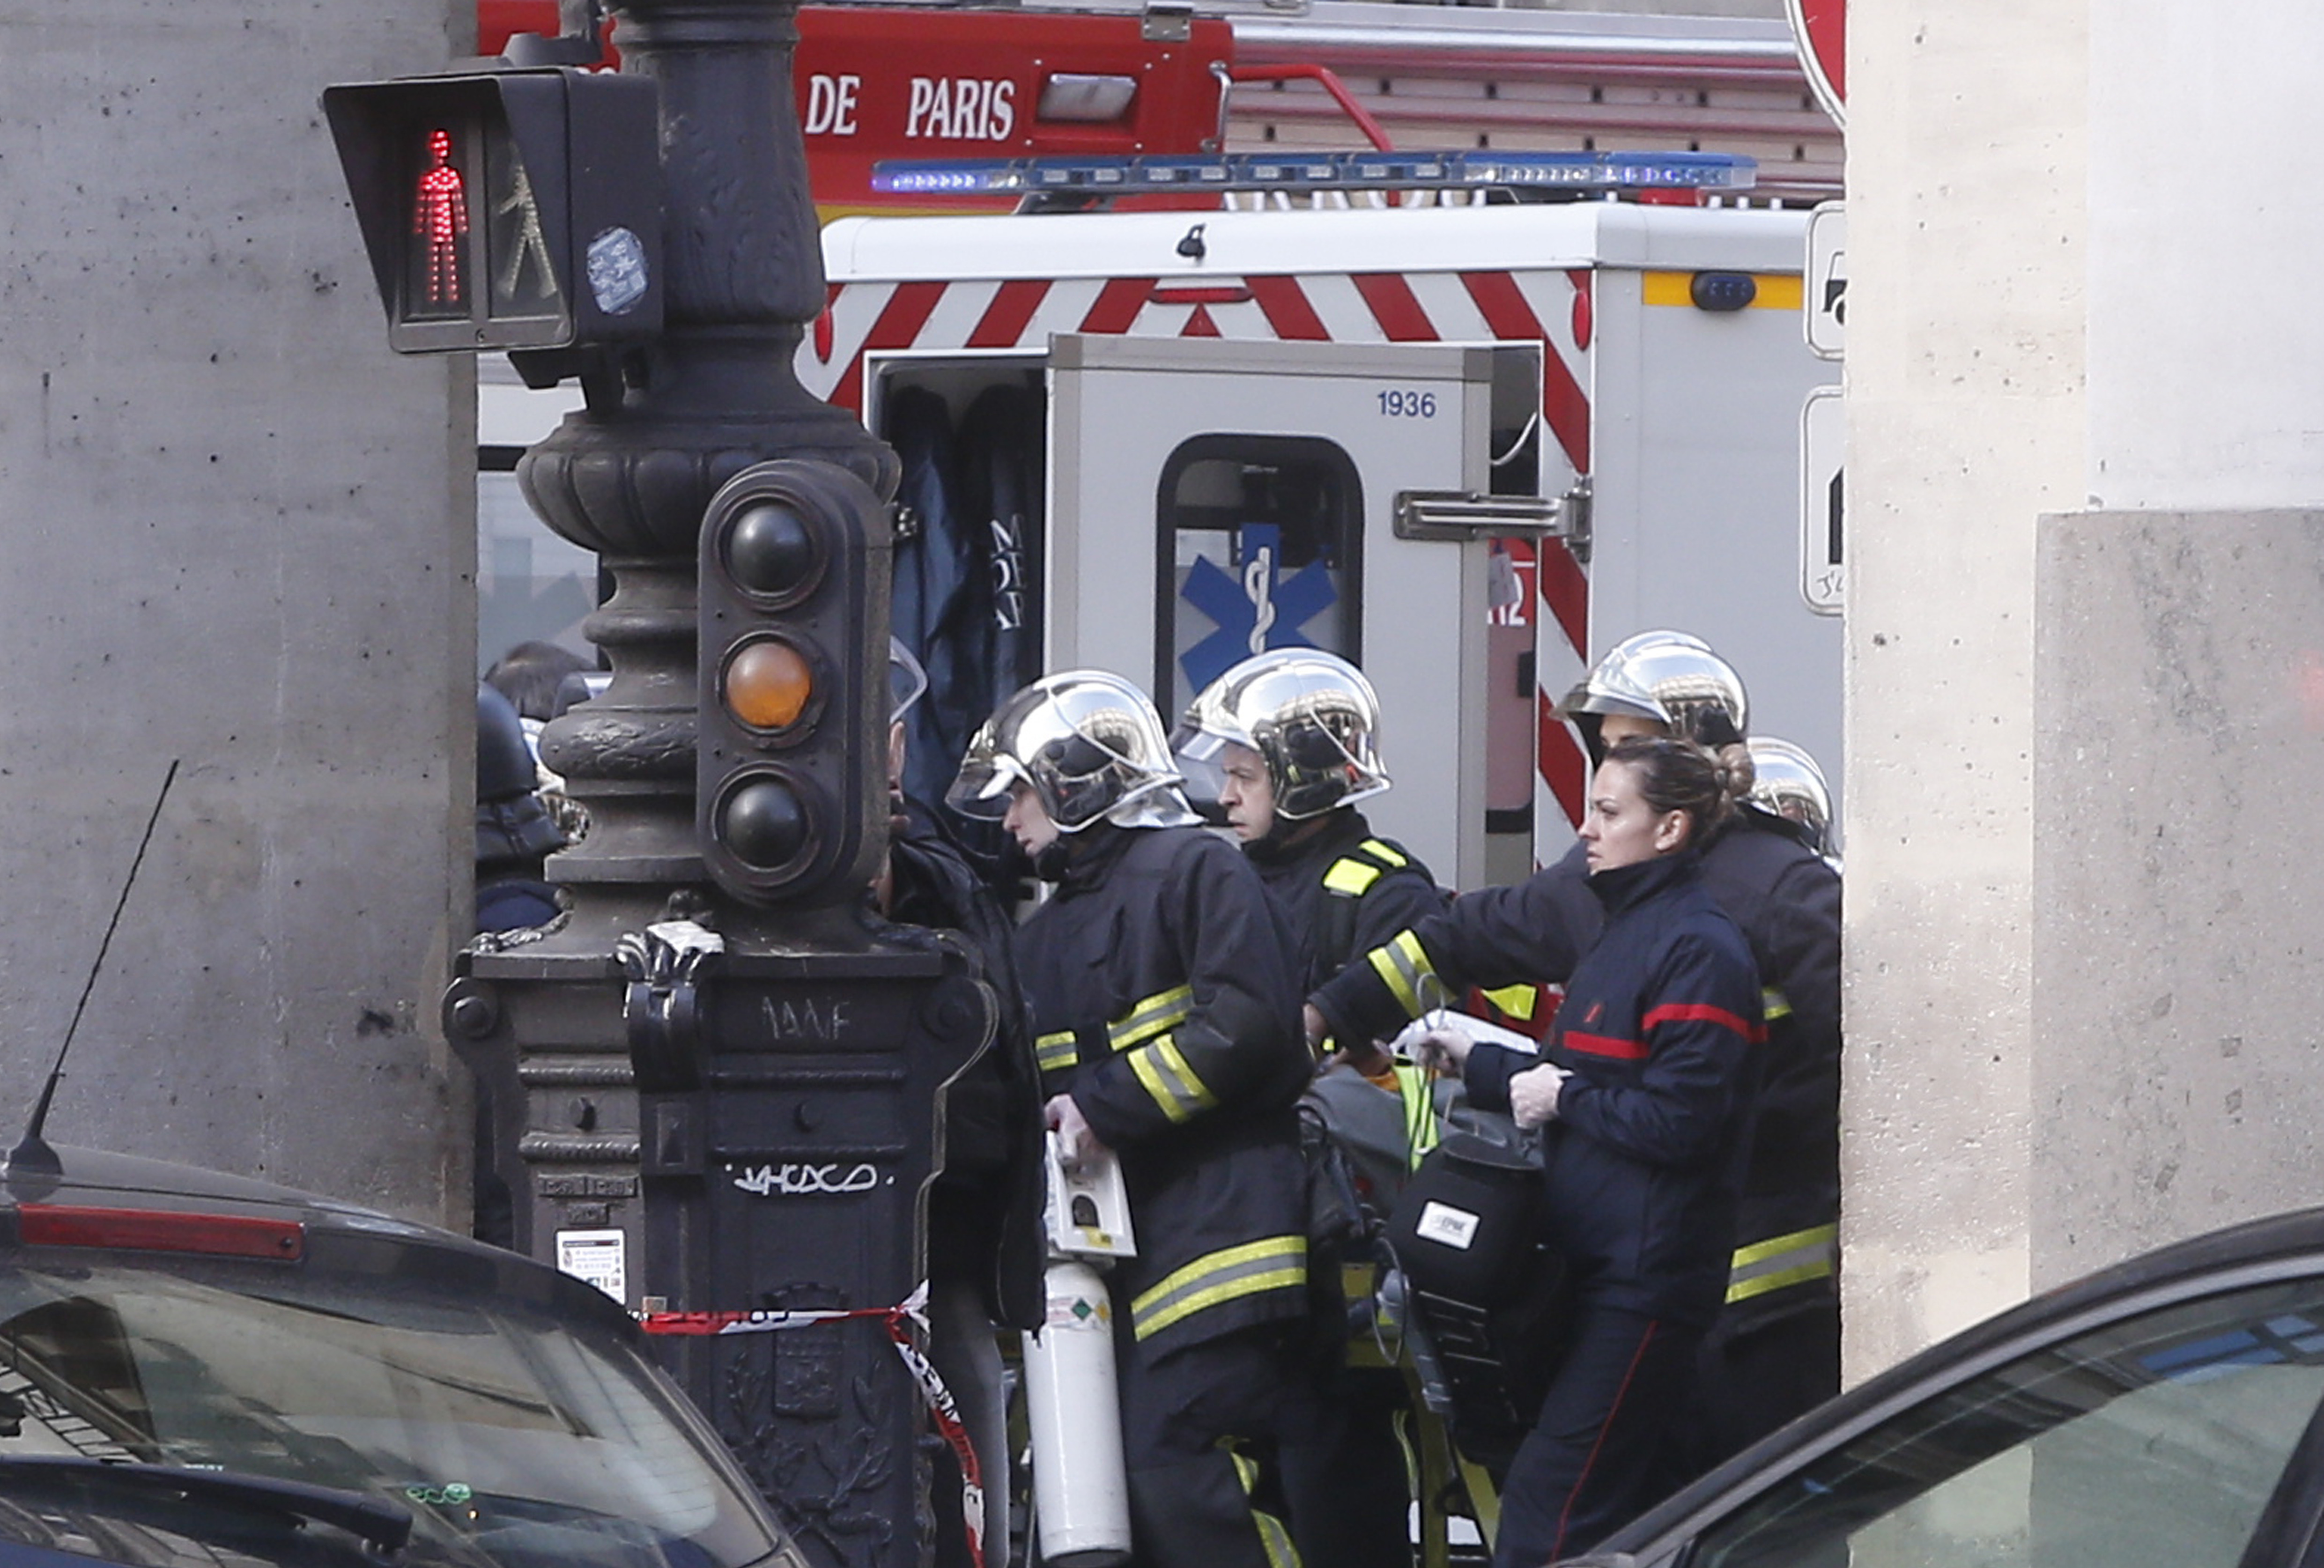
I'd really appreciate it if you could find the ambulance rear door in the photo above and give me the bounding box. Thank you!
[1047,333,1513,891]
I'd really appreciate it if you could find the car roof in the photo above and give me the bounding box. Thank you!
[1599,1202,2324,1554]
[0,1143,637,1338]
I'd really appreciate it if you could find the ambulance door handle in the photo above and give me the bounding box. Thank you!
[1393,483,1590,559]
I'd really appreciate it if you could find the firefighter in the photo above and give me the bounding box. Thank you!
[948,669,1316,1568]
[877,640,1042,1568]
[1310,630,1843,1494]
[1402,735,1760,1565]
[1175,649,1450,1568]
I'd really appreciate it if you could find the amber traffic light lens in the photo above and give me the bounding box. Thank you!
[726,504,820,600]
[725,639,815,730]
[718,777,810,871]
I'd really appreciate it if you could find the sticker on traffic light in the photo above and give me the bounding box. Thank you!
[325,68,662,353]
[698,461,895,909]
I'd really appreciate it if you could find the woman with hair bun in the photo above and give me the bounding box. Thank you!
[1310,631,1844,1520]
[1408,735,1761,1567]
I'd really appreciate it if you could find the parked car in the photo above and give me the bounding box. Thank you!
[1566,1205,2324,1567]
[0,1145,807,1568]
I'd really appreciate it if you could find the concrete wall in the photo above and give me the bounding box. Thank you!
[2033,512,2324,1283]
[1848,0,2324,1376]
[1840,0,2088,1377]
[0,4,474,1224]
[2086,7,2324,513]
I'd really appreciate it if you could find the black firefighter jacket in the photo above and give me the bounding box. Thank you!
[1312,804,1840,1323]
[1246,807,1451,999]
[1021,823,1316,1358]
[1458,853,1762,1326]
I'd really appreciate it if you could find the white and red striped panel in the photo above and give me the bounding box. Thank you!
[800,267,1599,845]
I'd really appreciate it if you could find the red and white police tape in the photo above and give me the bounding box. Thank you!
[639,1282,987,1568]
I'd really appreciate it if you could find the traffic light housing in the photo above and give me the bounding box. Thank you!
[697,460,893,909]
[323,67,662,353]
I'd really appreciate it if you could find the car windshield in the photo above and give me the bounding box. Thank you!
[0,1257,803,1568]
[1686,1276,2324,1568]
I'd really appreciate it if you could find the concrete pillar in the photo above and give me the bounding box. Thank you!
[0,4,473,1224]
[2028,2,2324,1282]
[2033,512,2324,1279]
[1840,0,2088,1376]
[1849,0,2324,1377]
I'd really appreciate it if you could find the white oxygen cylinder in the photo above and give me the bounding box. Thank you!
[1021,1134,1135,1567]
[1021,1257,1132,1568]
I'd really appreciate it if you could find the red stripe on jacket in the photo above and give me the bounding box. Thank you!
[1564,1030,1649,1061]
[1643,1002,1765,1043]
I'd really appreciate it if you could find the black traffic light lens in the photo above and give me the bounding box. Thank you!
[719,777,811,871]
[725,504,822,603]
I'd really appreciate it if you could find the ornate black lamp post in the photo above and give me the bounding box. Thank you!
[442,7,984,1562]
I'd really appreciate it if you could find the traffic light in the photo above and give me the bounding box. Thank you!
[697,460,894,909]
[323,67,662,353]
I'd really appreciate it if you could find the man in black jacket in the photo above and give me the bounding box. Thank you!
[880,642,1044,1568]
[950,669,1316,1568]
[1177,648,1449,1568]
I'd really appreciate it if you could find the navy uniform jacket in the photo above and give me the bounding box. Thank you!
[1459,853,1762,1325]
[1020,823,1315,1357]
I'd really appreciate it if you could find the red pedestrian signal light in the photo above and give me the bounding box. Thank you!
[413,128,470,310]
[323,68,662,353]
[698,462,894,909]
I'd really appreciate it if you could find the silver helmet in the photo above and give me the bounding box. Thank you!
[947,669,1198,833]
[1745,737,1835,854]
[1555,630,1748,752]
[1173,649,1391,822]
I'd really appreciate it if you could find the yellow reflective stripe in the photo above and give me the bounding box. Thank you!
[1395,1062,1439,1171]
[1481,982,1537,1022]
[1132,1235,1307,1339]
[1222,1447,1302,1568]
[1726,1222,1839,1304]
[1368,930,1435,1018]
[1128,1035,1215,1123]
[1360,838,1408,868]
[1109,984,1194,1052]
[1762,986,1792,1022]
[1036,1029,1079,1073]
[1323,856,1384,897]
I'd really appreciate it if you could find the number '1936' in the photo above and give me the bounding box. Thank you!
[1378,390,1438,418]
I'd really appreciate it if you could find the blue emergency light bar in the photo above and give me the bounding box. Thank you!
[872,149,1757,198]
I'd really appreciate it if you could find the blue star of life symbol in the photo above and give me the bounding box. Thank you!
[1178,524,1340,694]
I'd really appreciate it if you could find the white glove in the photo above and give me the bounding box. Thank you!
[1045,1092,1106,1169]
[1508,1063,1572,1129]
[1412,1028,1475,1076]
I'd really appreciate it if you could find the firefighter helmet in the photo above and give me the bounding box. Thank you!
[947,669,1198,833]
[1172,649,1391,822]
[1746,736,1835,854]
[1555,630,1748,752]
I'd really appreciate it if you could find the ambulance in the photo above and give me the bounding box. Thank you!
[792,151,1839,888]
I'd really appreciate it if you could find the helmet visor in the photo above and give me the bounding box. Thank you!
[1167,719,1235,818]
[944,722,1025,820]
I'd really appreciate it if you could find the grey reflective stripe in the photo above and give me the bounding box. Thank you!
[1036,1030,1079,1073]
[1109,985,1193,1051]
[1130,1235,1306,1340]
[1726,1223,1839,1304]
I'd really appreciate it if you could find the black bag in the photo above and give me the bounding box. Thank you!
[1386,1130,1571,1477]
[1385,1130,1543,1307]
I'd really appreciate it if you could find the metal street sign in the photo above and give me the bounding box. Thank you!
[1786,0,1845,130]
[1801,386,1843,615]
[1806,201,1846,361]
